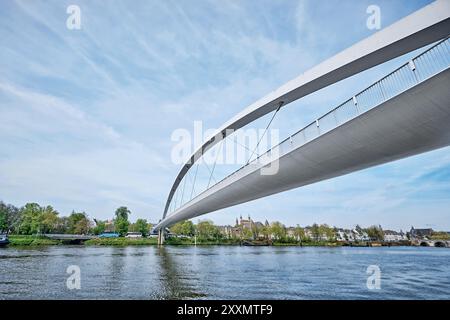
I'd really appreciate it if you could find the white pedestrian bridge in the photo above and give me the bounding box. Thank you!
[154,0,450,239]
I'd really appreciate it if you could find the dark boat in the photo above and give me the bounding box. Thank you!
[0,234,10,247]
[241,240,271,246]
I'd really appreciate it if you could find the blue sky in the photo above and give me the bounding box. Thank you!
[1,0,449,231]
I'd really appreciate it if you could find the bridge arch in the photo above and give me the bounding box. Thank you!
[155,0,450,233]
[434,241,447,247]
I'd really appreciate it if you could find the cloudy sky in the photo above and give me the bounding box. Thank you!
[1,0,449,230]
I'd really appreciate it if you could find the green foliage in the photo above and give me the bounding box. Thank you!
[54,216,70,234]
[115,206,131,220]
[319,224,335,241]
[113,206,131,236]
[270,221,286,240]
[134,218,150,236]
[114,216,130,236]
[294,225,306,242]
[171,220,195,236]
[196,220,221,240]
[0,213,6,232]
[92,220,106,235]
[67,211,91,234]
[18,203,59,235]
[260,225,271,239]
[430,231,450,240]
[165,237,194,245]
[8,235,62,246]
[366,225,384,241]
[310,223,320,241]
[84,237,157,246]
[241,227,253,240]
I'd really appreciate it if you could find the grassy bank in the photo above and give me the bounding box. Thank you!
[7,235,158,246]
[5,235,409,247]
[272,241,341,247]
[164,237,241,245]
[84,237,158,246]
[8,235,62,246]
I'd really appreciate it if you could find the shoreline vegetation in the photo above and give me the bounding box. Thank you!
[2,201,448,248]
[6,234,412,247]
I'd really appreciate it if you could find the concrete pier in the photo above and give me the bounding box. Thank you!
[158,229,165,245]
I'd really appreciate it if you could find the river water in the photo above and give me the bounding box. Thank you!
[1,246,449,300]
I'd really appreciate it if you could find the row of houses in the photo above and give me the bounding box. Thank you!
[216,216,430,242]
[335,227,371,242]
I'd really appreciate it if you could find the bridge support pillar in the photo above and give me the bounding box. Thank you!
[158,229,165,246]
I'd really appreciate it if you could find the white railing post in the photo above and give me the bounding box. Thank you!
[409,59,419,83]
[333,110,338,126]
[378,81,386,101]
[353,96,360,114]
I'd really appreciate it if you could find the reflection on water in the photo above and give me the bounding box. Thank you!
[156,246,206,299]
[1,246,449,300]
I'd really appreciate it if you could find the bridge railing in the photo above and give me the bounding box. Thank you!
[167,37,450,216]
[254,36,450,165]
[289,37,450,145]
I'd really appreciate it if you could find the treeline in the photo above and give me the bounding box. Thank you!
[0,201,152,236]
[170,220,388,243]
[170,220,339,242]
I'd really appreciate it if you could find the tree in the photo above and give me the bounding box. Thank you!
[40,206,59,233]
[114,207,131,236]
[311,223,320,241]
[366,225,384,241]
[17,203,59,234]
[270,221,286,240]
[242,227,253,240]
[319,224,335,241]
[0,201,21,233]
[260,225,271,240]
[17,203,38,234]
[294,225,305,243]
[115,206,131,220]
[54,216,70,234]
[430,231,450,240]
[92,220,106,235]
[67,211,91,234]
[251,223,260,239]
[115,217,129,236]
[0,209,6,232]
[134,219,149,236]
[196,220,220,240]
[171,220,195,236]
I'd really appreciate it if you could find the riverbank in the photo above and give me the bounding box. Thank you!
[7,235,63,246]
[6,235,158,246]
[4,235,418,247]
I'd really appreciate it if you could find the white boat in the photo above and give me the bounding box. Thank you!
[125,232,143,238]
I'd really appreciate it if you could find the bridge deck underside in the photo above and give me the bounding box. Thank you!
[158,68,450,229]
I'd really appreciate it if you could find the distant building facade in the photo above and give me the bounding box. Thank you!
[409,227,433,240]
[217,215,269,239]
[384,230,408,242]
